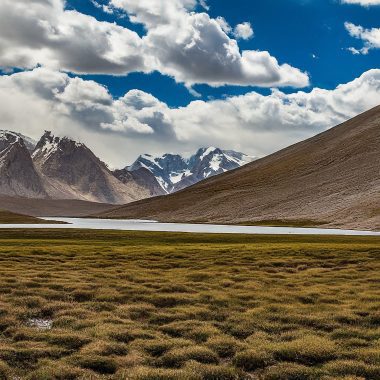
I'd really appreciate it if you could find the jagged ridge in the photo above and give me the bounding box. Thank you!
[128,147,255,192]
[0,131,165,204]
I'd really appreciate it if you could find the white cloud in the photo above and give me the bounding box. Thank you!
[345,22,380,54]
[342,0,380,6]
[0,0,309,89]
[199,0,210,11]
[215,17,232,34]
[347,46,370,55]
[110,0,309,88]
[110,0,197,27]
[55,77,112,108]
[91,0,114,14]
[234,22,254,40]
[109,0,309,87]
[142,11,309,88]
[1,68,379,167]
[168,69,380,153]
[0,0,145,75]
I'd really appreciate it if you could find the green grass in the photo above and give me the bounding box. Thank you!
[0,230,379,379]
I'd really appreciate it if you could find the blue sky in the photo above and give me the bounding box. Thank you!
[66,0,380,106]
[0,0,379,166]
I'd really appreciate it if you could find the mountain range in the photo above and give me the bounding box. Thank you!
[98,106,380,231]
[0,130,163,204]
[0,130,253,204]
[128,148,255,193]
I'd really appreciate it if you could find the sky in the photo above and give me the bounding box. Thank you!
[0,0,379,168]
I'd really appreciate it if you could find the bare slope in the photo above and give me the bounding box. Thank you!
[113,167,165,197]
[0,196,115,217]
[99,106,380,230]
[0,210,46,224]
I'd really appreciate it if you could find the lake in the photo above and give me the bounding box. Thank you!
[0,217,379,236]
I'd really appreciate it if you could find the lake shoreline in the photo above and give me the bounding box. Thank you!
[0,217,379,236]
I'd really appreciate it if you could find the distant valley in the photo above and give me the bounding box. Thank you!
[99,106,380,231]
[1,106,379,231]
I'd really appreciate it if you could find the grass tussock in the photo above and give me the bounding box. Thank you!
[0,229,379,378]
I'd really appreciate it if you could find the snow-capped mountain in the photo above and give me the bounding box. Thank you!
[0,129,254,204]
[0,130,36,152]
[128,153,188,192]
[32,131,163,204]
[128,147,256,193]
[0,130,46,198]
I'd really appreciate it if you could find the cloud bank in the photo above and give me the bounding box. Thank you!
[0,1,378,167]
[0,68,379,167]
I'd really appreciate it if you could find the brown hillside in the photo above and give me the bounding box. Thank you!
[0,210,49,224]
[0,196,115,217]
[98,106,380,231]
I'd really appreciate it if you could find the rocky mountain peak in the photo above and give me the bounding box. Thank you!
[32,131,86,162]
[0,131,46,198]
[0,130,36,153]
[128,147,256,193]
[29,131,162,204]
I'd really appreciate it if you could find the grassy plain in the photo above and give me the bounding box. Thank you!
[0,229,379,379]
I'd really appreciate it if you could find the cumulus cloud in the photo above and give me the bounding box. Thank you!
[1,68,379,167]
[102,90,176,137]
[234,22,254,40]
[0,0,309,89]
[0,0,145,74]
[345,22,380,54]
[342,0,380,5]
[143,12,308,88]
[109,0,309,87]
[0,68,175,139]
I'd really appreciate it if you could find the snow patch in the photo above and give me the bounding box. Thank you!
[156,176,168,191]
[170,170,192,184]
[0,130,36,151]
[209,154,222,171]
[200,147,217,160]
[27,318,53,330]
[32,139,60,160]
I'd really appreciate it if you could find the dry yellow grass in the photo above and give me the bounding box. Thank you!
[0,229,379,379]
